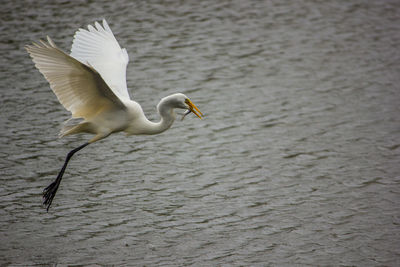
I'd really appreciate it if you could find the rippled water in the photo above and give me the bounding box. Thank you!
[1,0,400,266]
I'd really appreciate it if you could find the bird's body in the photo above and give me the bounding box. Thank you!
[26,19,202,211]
[61,93,188,141]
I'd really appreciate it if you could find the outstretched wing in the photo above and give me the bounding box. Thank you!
[70,19,131,101]
[26,37,126,119]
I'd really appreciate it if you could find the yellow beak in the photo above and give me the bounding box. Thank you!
[185,99,203,119]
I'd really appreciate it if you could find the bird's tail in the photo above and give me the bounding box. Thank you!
[59,118,90,138]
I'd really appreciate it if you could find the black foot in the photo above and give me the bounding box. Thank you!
[43,178,61,212]
[42,142,89,212]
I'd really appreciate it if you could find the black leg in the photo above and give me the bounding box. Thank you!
[43,142,89,212]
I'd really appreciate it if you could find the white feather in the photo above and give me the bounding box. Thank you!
[25,36,126,120]
[70,19,131,101]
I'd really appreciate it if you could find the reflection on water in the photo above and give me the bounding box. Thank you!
[1,0,400,266]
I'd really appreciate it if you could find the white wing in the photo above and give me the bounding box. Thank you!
[26,37,126,119]
[70,19,131,100]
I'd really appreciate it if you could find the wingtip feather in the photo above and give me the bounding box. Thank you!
[47,36,57,48]
[94,21,103,32]
[102,19,112,33]
[87,24,95,32]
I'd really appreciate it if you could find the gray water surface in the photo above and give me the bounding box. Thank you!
[1,0,400,266]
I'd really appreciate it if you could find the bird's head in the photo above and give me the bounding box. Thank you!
[166,93,203,120]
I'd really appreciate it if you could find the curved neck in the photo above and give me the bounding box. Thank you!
[126,97,176,135]
[150,99,176,134]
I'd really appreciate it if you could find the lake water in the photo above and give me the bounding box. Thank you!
[1,0,400,266]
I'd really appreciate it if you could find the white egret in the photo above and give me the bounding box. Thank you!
[26,19,203,211]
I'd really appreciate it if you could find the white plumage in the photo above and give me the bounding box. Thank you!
[71,20,130,100]
[26,19,203,211]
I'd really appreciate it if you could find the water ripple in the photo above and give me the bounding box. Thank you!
[1,0,400,266]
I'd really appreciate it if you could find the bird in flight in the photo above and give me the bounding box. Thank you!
[26,19,203,211]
